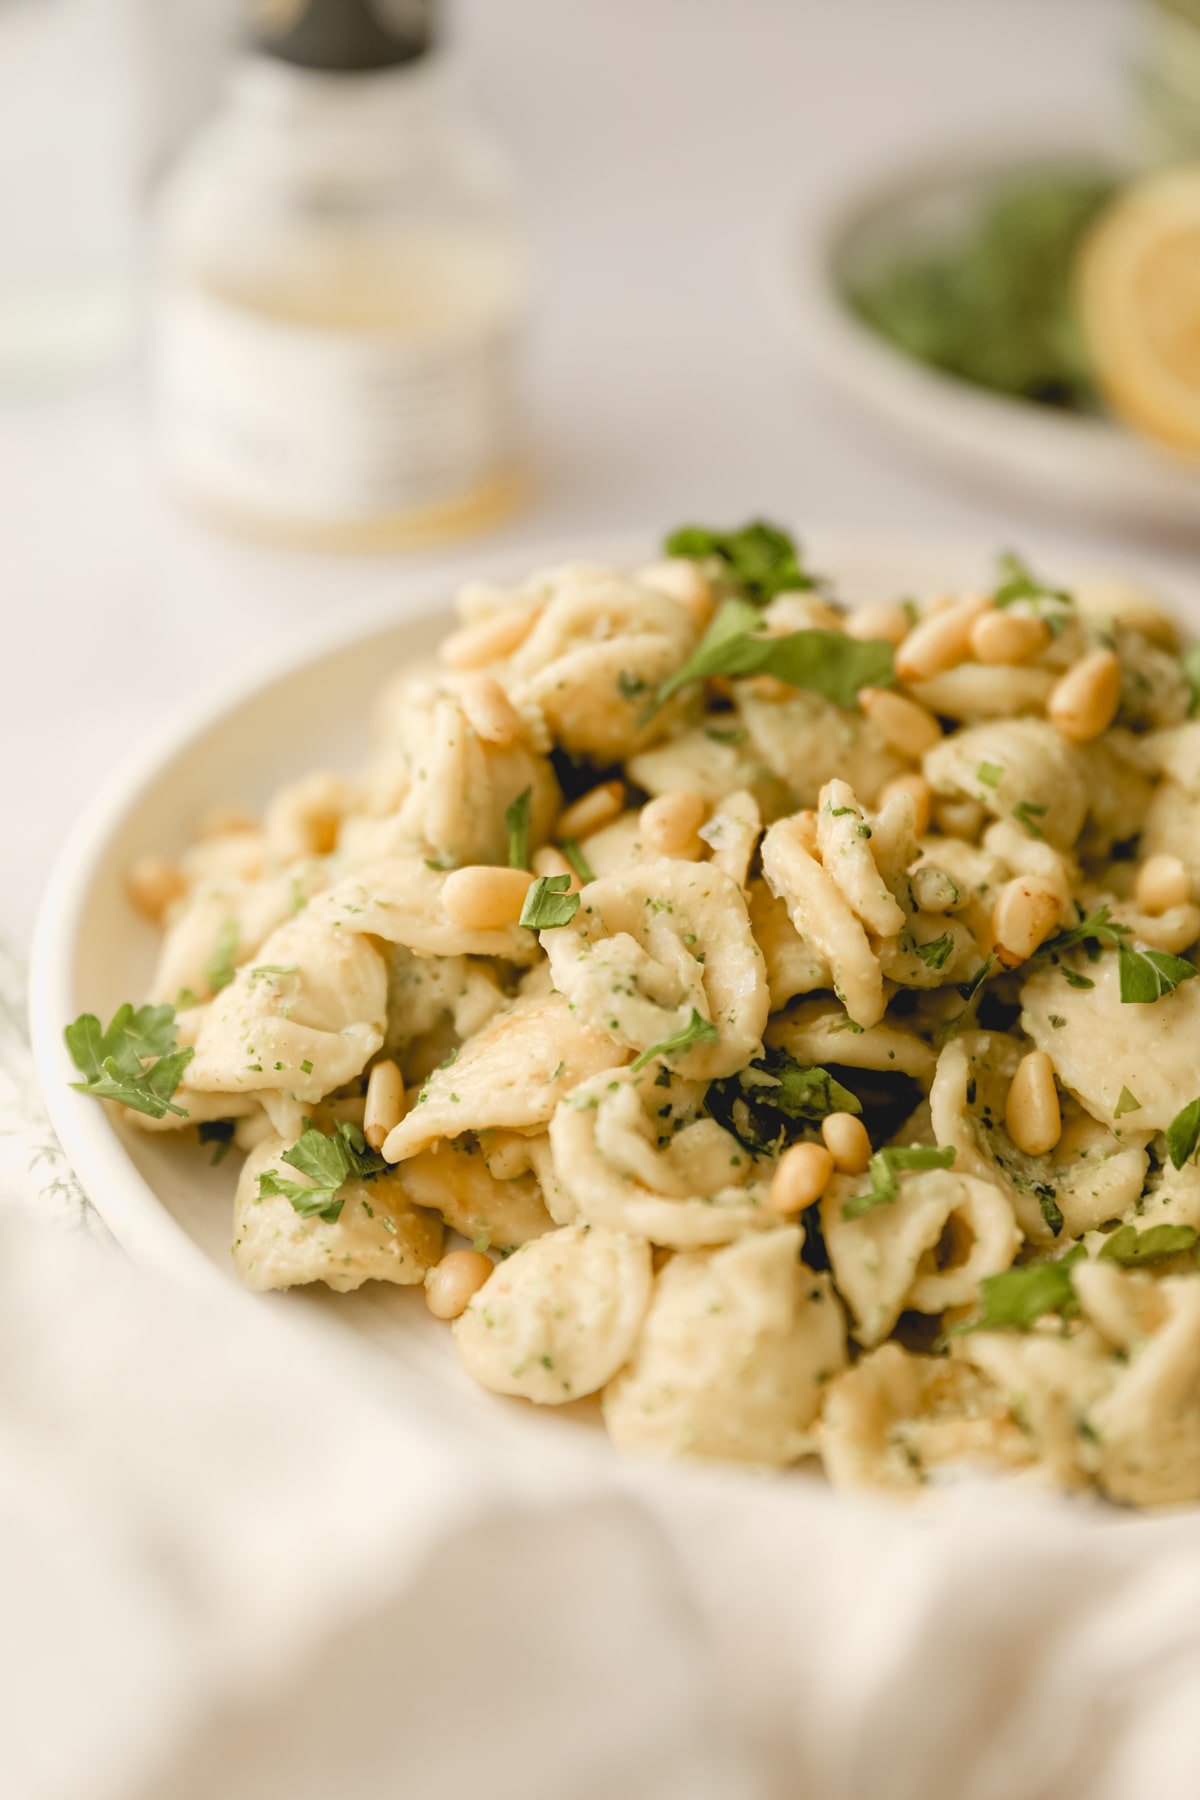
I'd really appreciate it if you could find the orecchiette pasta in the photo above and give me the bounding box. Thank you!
[80,525,1200,1503]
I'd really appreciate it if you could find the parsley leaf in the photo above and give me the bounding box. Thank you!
[520,873,581,930]
[250,963,300,980]
[505,786,532,871]
[64,1002,193,1119]
[1039,904,1129,962]
[992,552,1074,635]
[1099,1223,1199,1266]
[1038,1190,1065,1236]
[977,761,1004,788]
[841,1143,956,1221]
[1182,643,1200,720]
[649,598,895,714]
[629,1008,719,1073]
[204,917,239,994]
[663,519,814,603]
[257,1120,386,1223]
[1012,799,1047,838]
[959,953,999,1000]
[559,838,595,885]
[1114,1085,1142,1118]
[954,1245,1085,1333]
[704,724,749,746]
[916,933,955,971]
[1117,943,1198,1004]
[706,1052,860,1154]
[1166,1096,1200,1169]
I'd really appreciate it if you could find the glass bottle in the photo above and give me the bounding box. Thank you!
[149,0,529,550]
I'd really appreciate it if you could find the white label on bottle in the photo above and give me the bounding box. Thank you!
[152,286,520,526]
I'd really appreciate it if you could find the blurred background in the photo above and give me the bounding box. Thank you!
[3,0,1197,947]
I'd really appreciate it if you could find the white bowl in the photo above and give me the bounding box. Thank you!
[28,526,1200,1441]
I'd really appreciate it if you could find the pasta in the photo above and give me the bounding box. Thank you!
[68,523,1200,1506]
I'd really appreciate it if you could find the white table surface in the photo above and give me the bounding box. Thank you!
[0,0,1177,951]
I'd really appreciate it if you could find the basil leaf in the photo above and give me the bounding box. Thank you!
[520,873,581,930]
[841,1143,956,1220]
[650,598,894,714]
[663,519,813,603]
[1166,1096,1200,1169]
[629,1009,719,1073]
[1099,1223,1198,1266]
[1117,943,1198,1004]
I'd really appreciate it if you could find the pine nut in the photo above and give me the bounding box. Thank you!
[125,853,185,923]
[1135,853,1192,916]
[859,687,942,759]
[910,864,960,913]
[441,865,534,930]
[640,790,707,858]
[533,845,581,891]
[636,557,716,628]
[441,607,537,671]
[821,1111,871,1175]
[459,674,524,745]
[992,875,1062,967]
[845,602,913,646]
[969,610,1051,665]
[878,771,933,836]
[1005,1051,1062,1157]
[1047,649,1121,744]
[557,780,624,839]
[894,596,989,683]
[364,1059,406,1150]
[425,1249,493,1320]
[198,806,257,839]
[770,1141,835,1215]
[932,795,986,840]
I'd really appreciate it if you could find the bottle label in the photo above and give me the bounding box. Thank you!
[152,287,521,528]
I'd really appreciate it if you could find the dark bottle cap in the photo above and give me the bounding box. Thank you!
[250,0,435,73]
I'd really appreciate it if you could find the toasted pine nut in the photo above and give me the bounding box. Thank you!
[744,674,792,701]
[441,607,537,671]
[770,1141,835,1216]
[845,602,913,647]
[557,780,624,839]
[1134,853,1192,917]
[198,806,257,839]
[859,687,942,759]
[636,557,716,628]
[125,853,185,923]
[459,674,524,745]
[425,1249,493,1320]
[878,771,933,836]
[822,1111,871,1175]
[364,1059,406,1150]
[910,864,961,913]
[640,790,707,859]
[1047,649,1121,744]
[895,596,989,683]
[532,845,581,891]
[441,865,534,930]
[932,795,986,840]
[992,875,1062,967]
[1005,1051,1062,1157]
[969,610,1051,666]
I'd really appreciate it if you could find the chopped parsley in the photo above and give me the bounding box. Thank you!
[1099,1223,1199,1266]
[559,838,595,885]
[520,873,581,930]
[257,1120,386,1224]
[704,724,749,746]
[842,1144,956,1221]
[706,1052,861,1154]
[1011,799,1047,839]
[1114,1085,1142,1118]
[204,917,239,994]
[64,1002,193,1119]
[629,1009,718,1073]
[992,551,1074,635]
[977,761,1004,788]
[250,963,300,980]
[505,786,532,871]
[915,933,955,971]
[953,1244,1085,1333]
[647,597,894,716]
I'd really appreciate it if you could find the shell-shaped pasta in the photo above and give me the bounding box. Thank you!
[264,773,358,861]
[930,1031,1149,1244]
[187,911,387,1104]
[1145,720,1200,792]
[817,779,906,938]
[398,1137,553,1247]
[736,690,906,807]
[602,1227,847,1467]
[909,837,1008,944]
[1078,732,1157,855]
[453,1225,652,1404]
[1077,1267,1200,1506]
[958,1322,1114,1494]
[542,860,768,1080]
[699,788,762,889]
[381,948,506,1071]
[907,663,1054,722]
[315,858,539,963]
[819,1343,1031,1493]
[381,994,623,1162]
[766,998,937,1087]
[1021,952,1200,1131]
[503,570,696,760]
[821,1167,1020,1347]
[394,693,560,868]
[979,819,1077,907]
[232,1135,443,1293]
[748,882,830,1010]
[628,727,787,812]
[1139,779,1200,880]
[548,1065,772,1248]
[923,718,1090,848]
[1111,623,1191,731]
[573,812,647,879]
[761,817,884,1028]
[149,863,329,1005]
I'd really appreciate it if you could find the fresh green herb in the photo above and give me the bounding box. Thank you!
[300,1058,314,1075]
[1166,1096,1200,1170]
[1040,904,1129,961]
[204,917,239,994]
[959,954,999,1000]
[1114,1086,1142,1118]
[992,551,1073,615]
[617,670,647,701]
[1061,968,1095,990]
[916,933,955,971]
[629,1008,719,1074]
[706,1052,861,1154]
[953,1245,1086,1333]
[977,761,1004,788]
[663,519,814,603]
[1182,643,1200,719]
[648,597,894,715]
[1049,1014,1067,1029]
[1012,799,1047,839]
[257,1121,386,1224]
[842,1144,957,1221]
[64,1002,193,1120]
[250,963,300,980]
[828,805,856,817]
[1038,1191,1064,1236]
[505,786,532,871]
[1117,943,1198,1004]
[424,858,450,872]
[559,838,595,885]
[704,724,749,746]
[175,987,199,1010]
[520,873,581,931]
[289,875,307,914]
[1099,1223,1199,1266]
